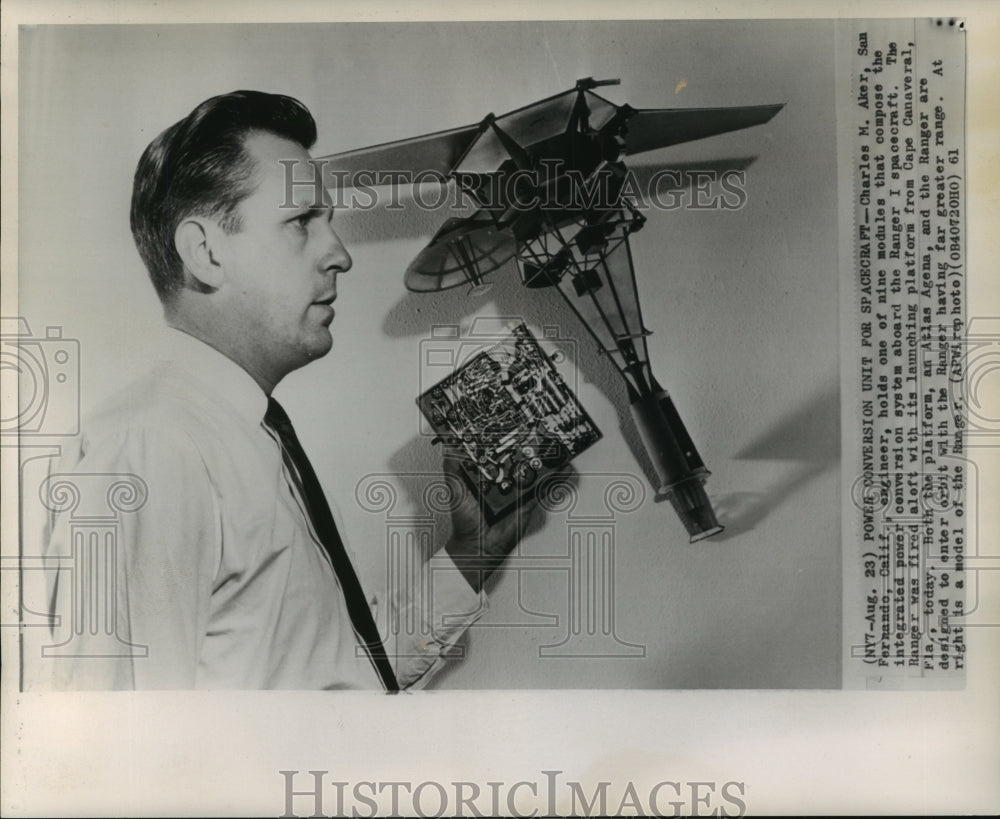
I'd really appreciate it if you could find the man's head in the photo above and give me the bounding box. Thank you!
[131,90,352,391]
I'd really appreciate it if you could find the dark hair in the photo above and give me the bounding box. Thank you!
[130,90,317,299]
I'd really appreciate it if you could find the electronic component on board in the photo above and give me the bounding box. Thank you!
[417,323,601,520]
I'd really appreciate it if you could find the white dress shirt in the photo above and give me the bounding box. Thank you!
[29,329,485,690]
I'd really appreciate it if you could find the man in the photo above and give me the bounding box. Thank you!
[31,90,533,691]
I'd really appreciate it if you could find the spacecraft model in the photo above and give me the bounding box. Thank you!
[319,78,783,541]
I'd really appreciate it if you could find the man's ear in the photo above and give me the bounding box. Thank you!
[175,217,225,291]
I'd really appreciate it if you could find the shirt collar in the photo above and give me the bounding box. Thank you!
[160,328,269,427]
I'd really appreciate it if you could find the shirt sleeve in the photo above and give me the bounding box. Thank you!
[34,425,219,690]
[372,550,488,691]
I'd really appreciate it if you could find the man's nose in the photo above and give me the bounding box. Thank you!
[320,223,352,274]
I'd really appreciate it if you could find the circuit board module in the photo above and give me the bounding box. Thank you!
[417,323,602,519]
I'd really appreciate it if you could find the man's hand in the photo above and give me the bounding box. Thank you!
[441,447,540,593]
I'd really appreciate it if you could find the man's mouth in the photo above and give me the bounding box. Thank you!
[311,294,337,323]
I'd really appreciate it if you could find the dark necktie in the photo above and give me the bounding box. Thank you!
[264,397,399,692]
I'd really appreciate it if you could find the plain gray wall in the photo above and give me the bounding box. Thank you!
[18,20,840,688]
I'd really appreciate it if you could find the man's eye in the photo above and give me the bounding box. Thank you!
[290,208,332,232]
[287,213,311,234]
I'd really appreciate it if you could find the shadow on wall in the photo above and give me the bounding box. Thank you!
[713,375,841,541]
